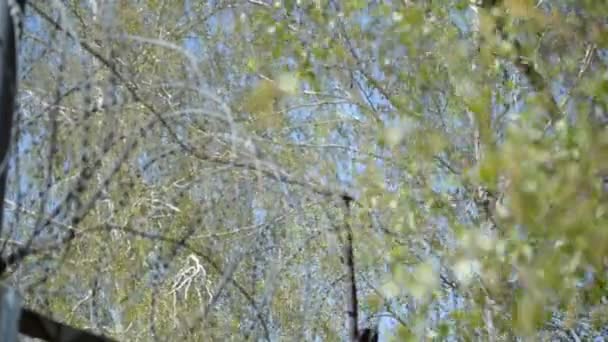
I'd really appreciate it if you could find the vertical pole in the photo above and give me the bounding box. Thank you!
[0,0,18,240]
[0,1,20,339]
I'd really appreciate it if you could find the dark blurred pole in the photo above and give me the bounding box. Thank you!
[0,2,22,339]
[0,0,19,238]
[0,1,21,340]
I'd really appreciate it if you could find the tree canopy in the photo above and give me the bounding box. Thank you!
[1,0,607,341]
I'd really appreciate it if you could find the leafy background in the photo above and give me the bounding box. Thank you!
[2,0,607,341]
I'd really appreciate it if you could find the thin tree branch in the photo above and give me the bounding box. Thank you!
[31,2,357,207]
